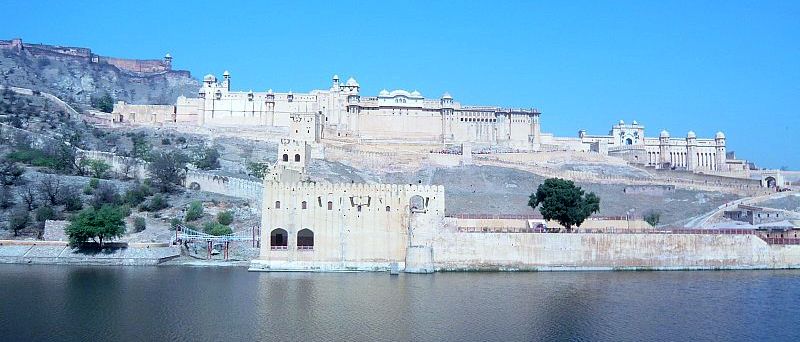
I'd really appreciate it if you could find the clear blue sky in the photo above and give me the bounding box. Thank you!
[3,1,798,169]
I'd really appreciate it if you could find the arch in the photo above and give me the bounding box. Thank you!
[765,177,777,188]
[410,195,426,212]
[301,201,307,209]
[327,201,333,210]
[282,154,289,162]
[294,154,301,162]
[297,229,314,250]
[270,228,288,250]
[189,182,201,190]
[625,138,633,145]
[275,201,281,209]
[386,206,391,212]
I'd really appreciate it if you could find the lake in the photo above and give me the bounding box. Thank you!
[1,265,798,341]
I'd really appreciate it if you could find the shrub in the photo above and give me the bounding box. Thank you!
[133,217,146,233]
[140,193,168,212]
[217,211,234,225]
[644,211,661,227]
[176,137,186,144]
[185,201,203,222]
[9,208,30,236]
[90,92,114,113]
[62,186,83,212]
[170,218,181,231]
[80,159,111,179]
[203,222,232,236]
[192,147,220,170]
[89,178,100,189]
[91,182,120,208]
[123,183,152,206]
[35,206,56,222]
[120,204,132,217]
[161,138,171,145]
[0,186,14,209]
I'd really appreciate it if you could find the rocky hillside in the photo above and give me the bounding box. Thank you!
[0,39,200,108]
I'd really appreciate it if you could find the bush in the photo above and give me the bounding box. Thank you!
[161,138,171,145]
[203,222,232,236]
[62,186,84,212]
[123,183,152,206]
[90,92,114,113]
[184,201,203,222]
[0,186,14,209]
[192,147,220,170]
[133,217,146,233]
[9,208,30,236]
[80,159,111,179]
[170,218,181,231]
[91,182,120,208]
[140,193,168,212]
[35,206,56,222]
[89,178,100,189]
[120,204,132,217]
[644,211,661,227]
[217,210,234,225]
[176,137,186,144]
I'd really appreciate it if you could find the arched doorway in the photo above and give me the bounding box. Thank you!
[765,177,777,188]
[297,229,314,250]
[270,228,288,250]
[410,195,426,212]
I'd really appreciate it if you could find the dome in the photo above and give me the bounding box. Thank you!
[715,131,725,139]
[687,130,696,138]
[410,90,422,98]
[632,120,638,125]
[379,89,390,96]
[223,70,230,77]
[267,88,273,94]
[345,77,359,87]
[332,74,339,81]
[441,92,452,99]
[198,88,205,94]
[660,130,670,138]
[619,120,625,125]
[164,53,172,59]
[389,89,412,97]
[203,74,216,82]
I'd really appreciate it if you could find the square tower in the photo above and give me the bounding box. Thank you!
[290,112,321,143]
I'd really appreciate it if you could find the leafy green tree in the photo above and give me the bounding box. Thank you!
[193,147,220,170]
[90,92,114,113]
[140,193,168,212]
[80,159,111,179]
[130,133,151,160]
[185,201,203,222]
[35,205,56,222]
[147,151,188,193]
[133,217,146,233]
[528,178,600,231]
[65,205,126,248]
[644,211,661,227]
[246,161,271,180]
[203,222,232,236]
[217,211,234,225]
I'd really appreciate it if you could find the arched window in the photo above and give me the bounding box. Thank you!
[282,154,289,162]
[357,205,362,212]
[294,154,301,162]
[297,229,314,250]
[270,228,288,250]
[275,201,281,209]
[386,206,391,212]
[327,201,333,210]
[301,201,307,209]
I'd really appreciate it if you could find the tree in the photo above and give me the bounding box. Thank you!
[193,146,220,170]
[217,211,234,225]
[528,178,600,231]
[246,161,271,180]
[0,157,24,185]
[65,205,126,248]
[80,159,111,179]
[18,182,38,210]
[91,182,121,209]
[120,157,139,179]
[147,151,188,193]
[644,211,661,227]
[185,201,203,222]
[133,217,146,233]
[0,186,15,209]
[9,208,30,236]
[37,175,64,205]
[203,222,232,236]
[90,92,114,113]
[131,133,151,160]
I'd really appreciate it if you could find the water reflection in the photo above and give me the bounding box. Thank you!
[1,266,799,341]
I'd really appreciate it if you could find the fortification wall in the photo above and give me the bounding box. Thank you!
[323,146,399,170]
[185,171,263,203]
[647,168,762,188]
[100,57,170,74]
[431,230,800,270]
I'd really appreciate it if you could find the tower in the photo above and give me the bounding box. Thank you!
[222,70,231,91]
[264,89,275,126]
[440,92,454,143]
[686,131,697,171]
[332,74,340,91]
[715,131,726,171]
[163,53,172,70]
[659,130,671,168]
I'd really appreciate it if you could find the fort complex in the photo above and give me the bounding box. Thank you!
[112,70,749,174]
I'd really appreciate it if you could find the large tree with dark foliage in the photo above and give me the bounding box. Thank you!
[90,92,115,113]
[528,178,600,231]
[65,205,125,248]
[147,151,188,193]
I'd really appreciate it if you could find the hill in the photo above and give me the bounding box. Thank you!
[0,38,199,108]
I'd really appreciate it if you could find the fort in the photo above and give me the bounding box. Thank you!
[0,38,182,77]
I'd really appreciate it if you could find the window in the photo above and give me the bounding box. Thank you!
[275,201,281,209]
[297,229,314,250]
[386,206,391,212]
[270,228,288,250]
[327,201,333,210]
[357,205,362,212]
[301,201,307,209]
[294,154,301,162]
[282,154,289,162]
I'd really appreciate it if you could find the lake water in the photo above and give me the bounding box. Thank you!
[1,265,798,341]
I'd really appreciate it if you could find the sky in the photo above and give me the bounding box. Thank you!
[3,1,798,169]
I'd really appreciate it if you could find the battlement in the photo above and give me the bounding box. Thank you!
[265,181,444,194]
